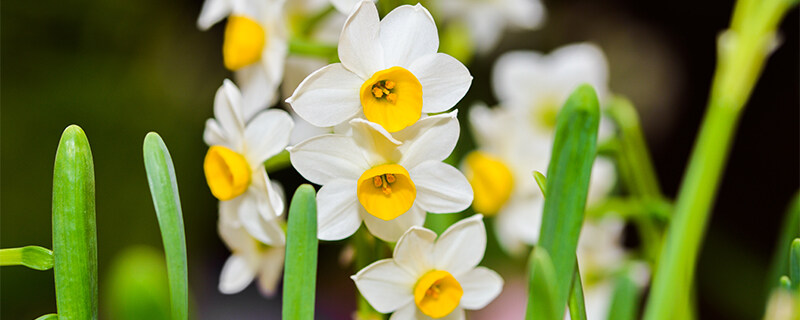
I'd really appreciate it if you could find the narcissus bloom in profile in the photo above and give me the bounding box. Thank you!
[217,207,286,295]
[203,79,294,243]
[197,0,288,119]
[352,214,503,319]
[287,0,472,133]
[288,111,472,242]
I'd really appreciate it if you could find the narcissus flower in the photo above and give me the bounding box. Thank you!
[197,0,288,119]
[203,79,294,243]
[217,207,286,295]
[287,1,472,133]
[288,111,472,242]
[434,0,546,54]
[352,214,503,319]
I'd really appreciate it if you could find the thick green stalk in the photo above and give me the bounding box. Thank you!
[283,185,319,320]
[607,266,643,320]
[52,125,98,320]
[606,97,662,199]
[0,246,54,270]
[643,1,795,318]
[526,247,559,320]
[143,133,189,320]
[526,84,600,320]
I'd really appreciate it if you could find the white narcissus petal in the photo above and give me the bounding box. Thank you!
[396,112,460,168]
[288,110,331,145]
[458,266,504,309]
[287,63,364,127]
[197,0,231,30]
[504,0,546,30]
[466,9,505,54]
[409,161,472,214]
[238,195,286,246]
[219,254,256,294]
[491,51,546,107]
[388,303,417,320]
[351,259,416,313]
[550,43,609,102]
[361,205,426,242]
[379,4,438,67]
[330,0,363,13]
[433,214,486,276]
[408,53,472,114]
[259,169,286,218]
[316,179,363,241]
[257,247,286,297]
[214,79,246,147]
[204,118,228,147]
[350,118,402,165]
[243,109,294,164]
[338,1,384,79]
[236,64,276,120]
[289,134,370,185]
[392,227,436,276]
[588,156,616,205]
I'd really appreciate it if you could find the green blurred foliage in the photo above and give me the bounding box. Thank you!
[104,246,171,320]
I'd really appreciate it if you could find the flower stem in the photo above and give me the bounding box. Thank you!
[288,38,338,62]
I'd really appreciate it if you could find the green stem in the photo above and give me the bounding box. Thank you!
[288,38,338,61]
[299,5,336,37]
[0,246,54,271]
[282,185,319,320]
[265,150,291,173]
[607,97,662,199]
[353,227,382,319]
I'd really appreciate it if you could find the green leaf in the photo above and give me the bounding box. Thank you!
[105,246,171,320]
[778,276,792,291]
[283,185,318,320]
[143,132,189,320]
[533,171,547,198]
[567,264,587,320]
[52,125,98,320]
[0,246,54,270]
[264,150,291,173]
[526,247,559,320]
[790,238,800,292]
[607,266,642,320]
[34,314,58,320]
[765,193,799,293]
[527,84,600,320]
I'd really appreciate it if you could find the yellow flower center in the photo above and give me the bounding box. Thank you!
[204,146,252,201]
[464,151,514,216]
[356,164,416,221]
[223,15,267,71]
[414,270,463,319]
[359,67,423,132]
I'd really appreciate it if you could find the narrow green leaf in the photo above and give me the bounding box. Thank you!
[765,193,799,294]
[265,150,291,173]
[527,84,600,320]
[526,247,559,320]
[0,246,54,270]
[568,264,587,320]
[143,132,189,320]
[34,314,58,320]
[607,266,642,320]
[52,125,98,320]
[790,238,800,292]
[283,185,318,320]
[105,246,171,320]
[533,171,547,198]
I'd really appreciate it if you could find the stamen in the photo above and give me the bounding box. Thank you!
[384,80,395,89]
[381,183,392,195]
[385,174,396,183]
[386,93,398,104]
[373,176,383,187]
[372,87,384,98]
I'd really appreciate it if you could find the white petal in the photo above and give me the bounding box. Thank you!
[218,254,256,294]
[330,0,362,13]
[362,205,426,242]
[197,0,231,30]
[288,134,369,185]
[550,43,609,102]
[268,178,286,216]
[433,214,486,276]
[338,1,384,78]
[409,161,472,214]
[243,109,294,164]
[396,112,460,168]
[503,0,546,30]
[388,303,417,320]
[288,110,332,145]
[588,156,616,205]
[286,63,364,127]
[203,118,228,147]
[408,53,472,114]
[491,51,546,106]
[351,259,416,313]
[393,227,436,276]
[316,179,363,240]
[214,79,246,148]
[379,4,438,67]
[257,247,286,297]
[458,267,504,309]
[465,9,505,54]
[350,118,402,165]
[235,65,276,120]
[238,190,286,246]
[502,196,544,246]
[249,168,283,220]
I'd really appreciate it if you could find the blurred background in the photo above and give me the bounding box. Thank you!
[1,0,797,319]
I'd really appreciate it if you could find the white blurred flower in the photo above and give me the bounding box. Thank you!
[288,111,472,242]
[352,214,503,319]
[287,1,472,133]
[203,79,294,244]
[197,0,288,119]
[435,0,546,54]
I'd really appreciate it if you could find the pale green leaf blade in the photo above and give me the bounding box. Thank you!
[283,185,318,320]
[526,247,559,320]
[0,246,54,270]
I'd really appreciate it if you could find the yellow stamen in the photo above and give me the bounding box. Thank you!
[204,146,252,201]
[414,270,463,318]
[357,164,416,220]
[223,15,267,71]
[359,66,423,132]
[463,151,514,216]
